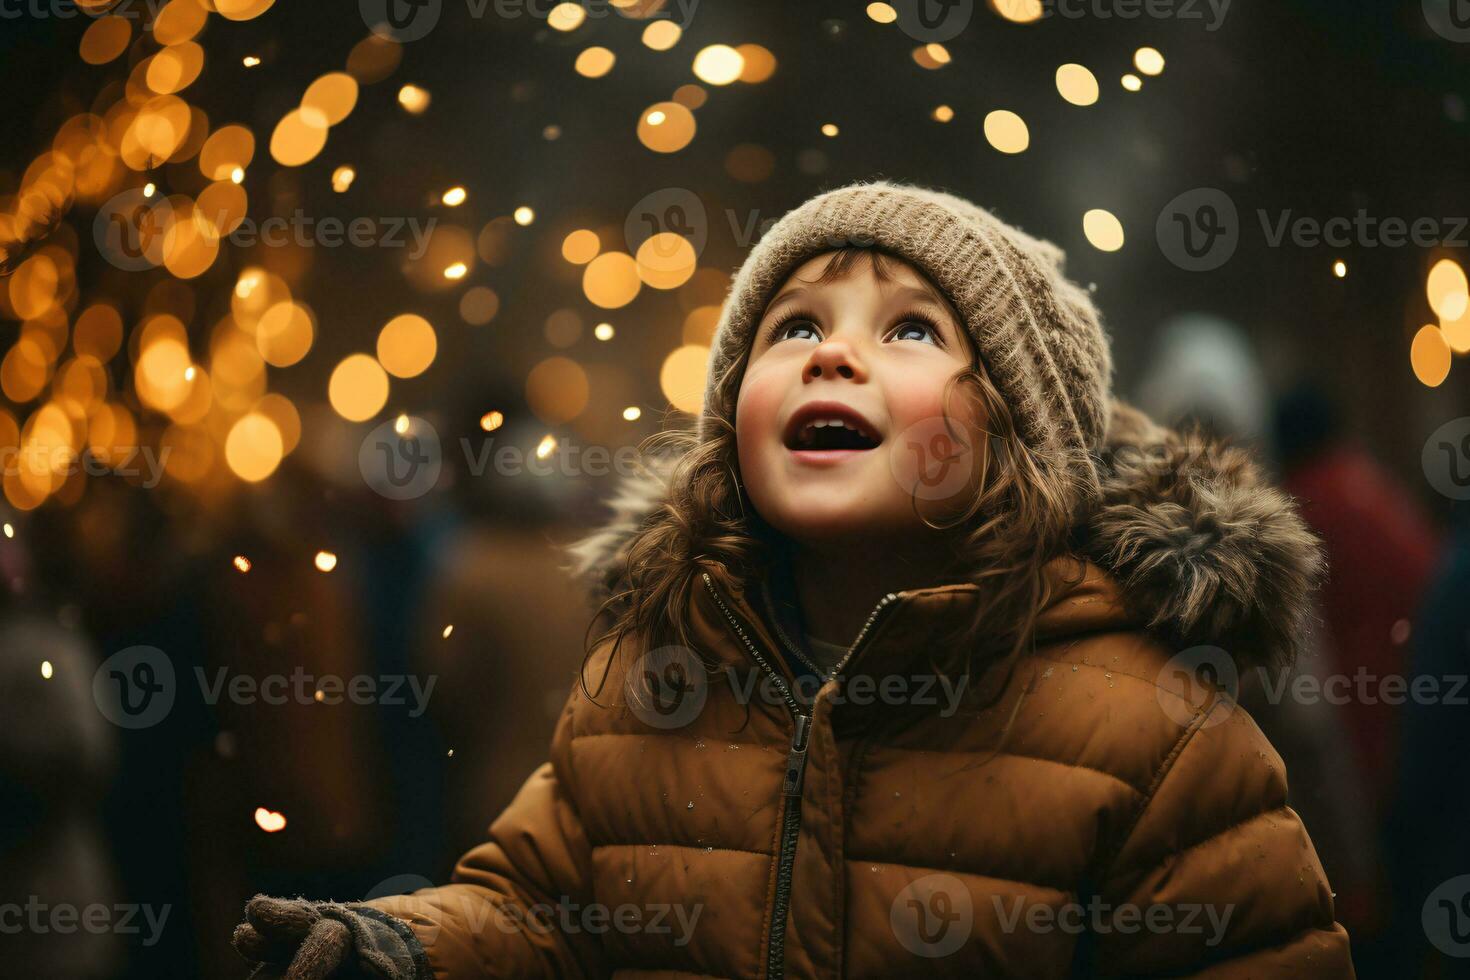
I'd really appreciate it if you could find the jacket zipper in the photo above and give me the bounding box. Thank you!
[700,572,902,978]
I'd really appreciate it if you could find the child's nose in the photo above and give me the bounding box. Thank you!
[803,339,867,382]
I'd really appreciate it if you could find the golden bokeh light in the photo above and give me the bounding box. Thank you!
[200,125,255,180]
[74,304,124,361]
[660,344,709,414]
[332,165,356,192]
[562,229,600,264]
[1411,324,1452,387]
[692,45,744,85]
[866,3,897,23]
[225,412,284,483]
[1122,74,1143,92]
[376,314,438,378]
[547,2,587,30]
[80,15,132,65]
[256,301,316,367]
[215,0,276,21]
[991,0,1044,22]
[442,186,467,207]
[254,393,302,454]
[270,109,329,167]
[638,100,696,153]
[1135,47,1166,76]
[642,20,681,50]
[582,251,642,308]
[984,110,1030,154]
[1056,64,1100,106]
[301,73,360,128]
[525,356,589,423]
[153,0,208,45]
[1427,258,1469,321]
[735,44,777,83]
[575,47,616,78]
[1083,209,1126,252]
[459,286,501,325]
[398,84,431,115]
[635,232,698,289]
[329,354,390,421]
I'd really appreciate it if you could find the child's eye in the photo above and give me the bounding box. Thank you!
[765,311,822,345]
[888,312,943,346]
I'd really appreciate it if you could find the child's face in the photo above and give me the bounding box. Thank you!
[734,251,986,548]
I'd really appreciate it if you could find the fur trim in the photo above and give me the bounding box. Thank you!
[1073,401,1323,669]
[568,401,1323,668]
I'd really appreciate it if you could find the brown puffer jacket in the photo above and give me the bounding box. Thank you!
[366,406,1355,978]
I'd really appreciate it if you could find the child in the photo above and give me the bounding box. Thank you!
[234,180,1354,978]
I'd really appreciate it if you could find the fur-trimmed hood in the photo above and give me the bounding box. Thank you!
[568,400,1323,670]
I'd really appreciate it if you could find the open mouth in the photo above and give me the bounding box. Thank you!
[782,404,882,453]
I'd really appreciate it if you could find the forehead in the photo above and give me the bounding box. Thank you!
[767,249,951,309]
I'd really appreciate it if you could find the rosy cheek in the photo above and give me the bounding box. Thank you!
[734,366,786,472]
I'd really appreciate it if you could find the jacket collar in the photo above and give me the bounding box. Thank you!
[691,556,1131,685]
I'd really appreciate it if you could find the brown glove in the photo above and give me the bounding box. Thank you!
[232,895,427,980]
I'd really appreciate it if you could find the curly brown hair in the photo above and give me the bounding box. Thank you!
[582,246,1086,692]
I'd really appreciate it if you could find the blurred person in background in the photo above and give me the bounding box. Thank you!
[1137,316,1383,948]
[1388,496,1470,976]
[0,518,123,978]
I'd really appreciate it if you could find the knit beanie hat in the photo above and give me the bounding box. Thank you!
[701,178,1115,508]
